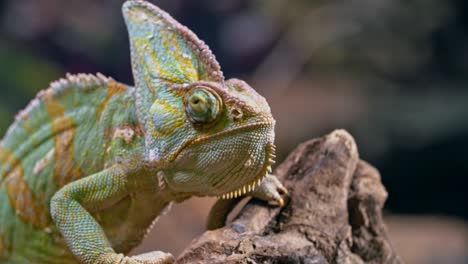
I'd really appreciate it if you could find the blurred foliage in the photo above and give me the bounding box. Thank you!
[0,0,467,220]
[0,42,62,132]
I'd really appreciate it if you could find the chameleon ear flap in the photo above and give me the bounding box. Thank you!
[122,0,224,85]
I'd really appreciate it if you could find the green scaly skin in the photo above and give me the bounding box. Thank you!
[0,1,287,263]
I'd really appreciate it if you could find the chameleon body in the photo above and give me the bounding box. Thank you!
[0,1,286,263]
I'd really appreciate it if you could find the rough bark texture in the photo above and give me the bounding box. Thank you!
[176,130,403,264]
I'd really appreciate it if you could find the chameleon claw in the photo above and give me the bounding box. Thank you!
[268,196,284,207]
[278,197,284,207]
[251,174,288,207]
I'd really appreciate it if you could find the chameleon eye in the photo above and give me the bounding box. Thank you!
[184,87,222,125]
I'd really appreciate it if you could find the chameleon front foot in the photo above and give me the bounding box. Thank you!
[206,174,288,230]
[252,174,288,206]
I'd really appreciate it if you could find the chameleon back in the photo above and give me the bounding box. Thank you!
[0,74,139,263]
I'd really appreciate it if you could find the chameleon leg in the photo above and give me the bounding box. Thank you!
[109,189,175,263]
[250,174,288,207]
[207,174,288,230]
[50,165,173,264]
[206,197,243,230]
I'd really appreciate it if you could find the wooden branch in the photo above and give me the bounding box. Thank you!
[176,130,403,264]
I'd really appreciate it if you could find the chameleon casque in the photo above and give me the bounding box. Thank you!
[0,1,287,263]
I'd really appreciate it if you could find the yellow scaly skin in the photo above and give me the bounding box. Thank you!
[0,1,287,263]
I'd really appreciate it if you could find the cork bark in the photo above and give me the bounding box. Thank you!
[176,130,402,264]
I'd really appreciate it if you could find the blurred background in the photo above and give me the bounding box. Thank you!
[1,0,467,263]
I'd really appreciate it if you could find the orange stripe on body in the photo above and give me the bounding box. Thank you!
[0,232,12,261]
[43,90,83,188]
[0,121,51,229]
[0,232,7,260]
[0,145,6,163]
[0,233,3,255]
[0,146,18,182]
[0,90,83,229]
[53,129,82,187]
[96,79,127,120]
[0,145,7,180]
[5,163,50,229]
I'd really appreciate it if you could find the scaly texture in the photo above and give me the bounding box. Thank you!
[0,1,286,264]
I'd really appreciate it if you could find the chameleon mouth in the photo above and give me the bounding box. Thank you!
[218,141,276,200]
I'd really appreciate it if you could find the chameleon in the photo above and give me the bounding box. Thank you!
[0,1,288,263]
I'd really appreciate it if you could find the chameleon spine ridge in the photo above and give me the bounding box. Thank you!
[3,73,112,144]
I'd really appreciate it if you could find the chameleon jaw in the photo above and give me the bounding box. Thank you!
[171,121,274,160]
[219,142,276,200]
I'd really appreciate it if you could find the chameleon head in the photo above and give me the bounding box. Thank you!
[163,80,276,197]
[123,0,276,198]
